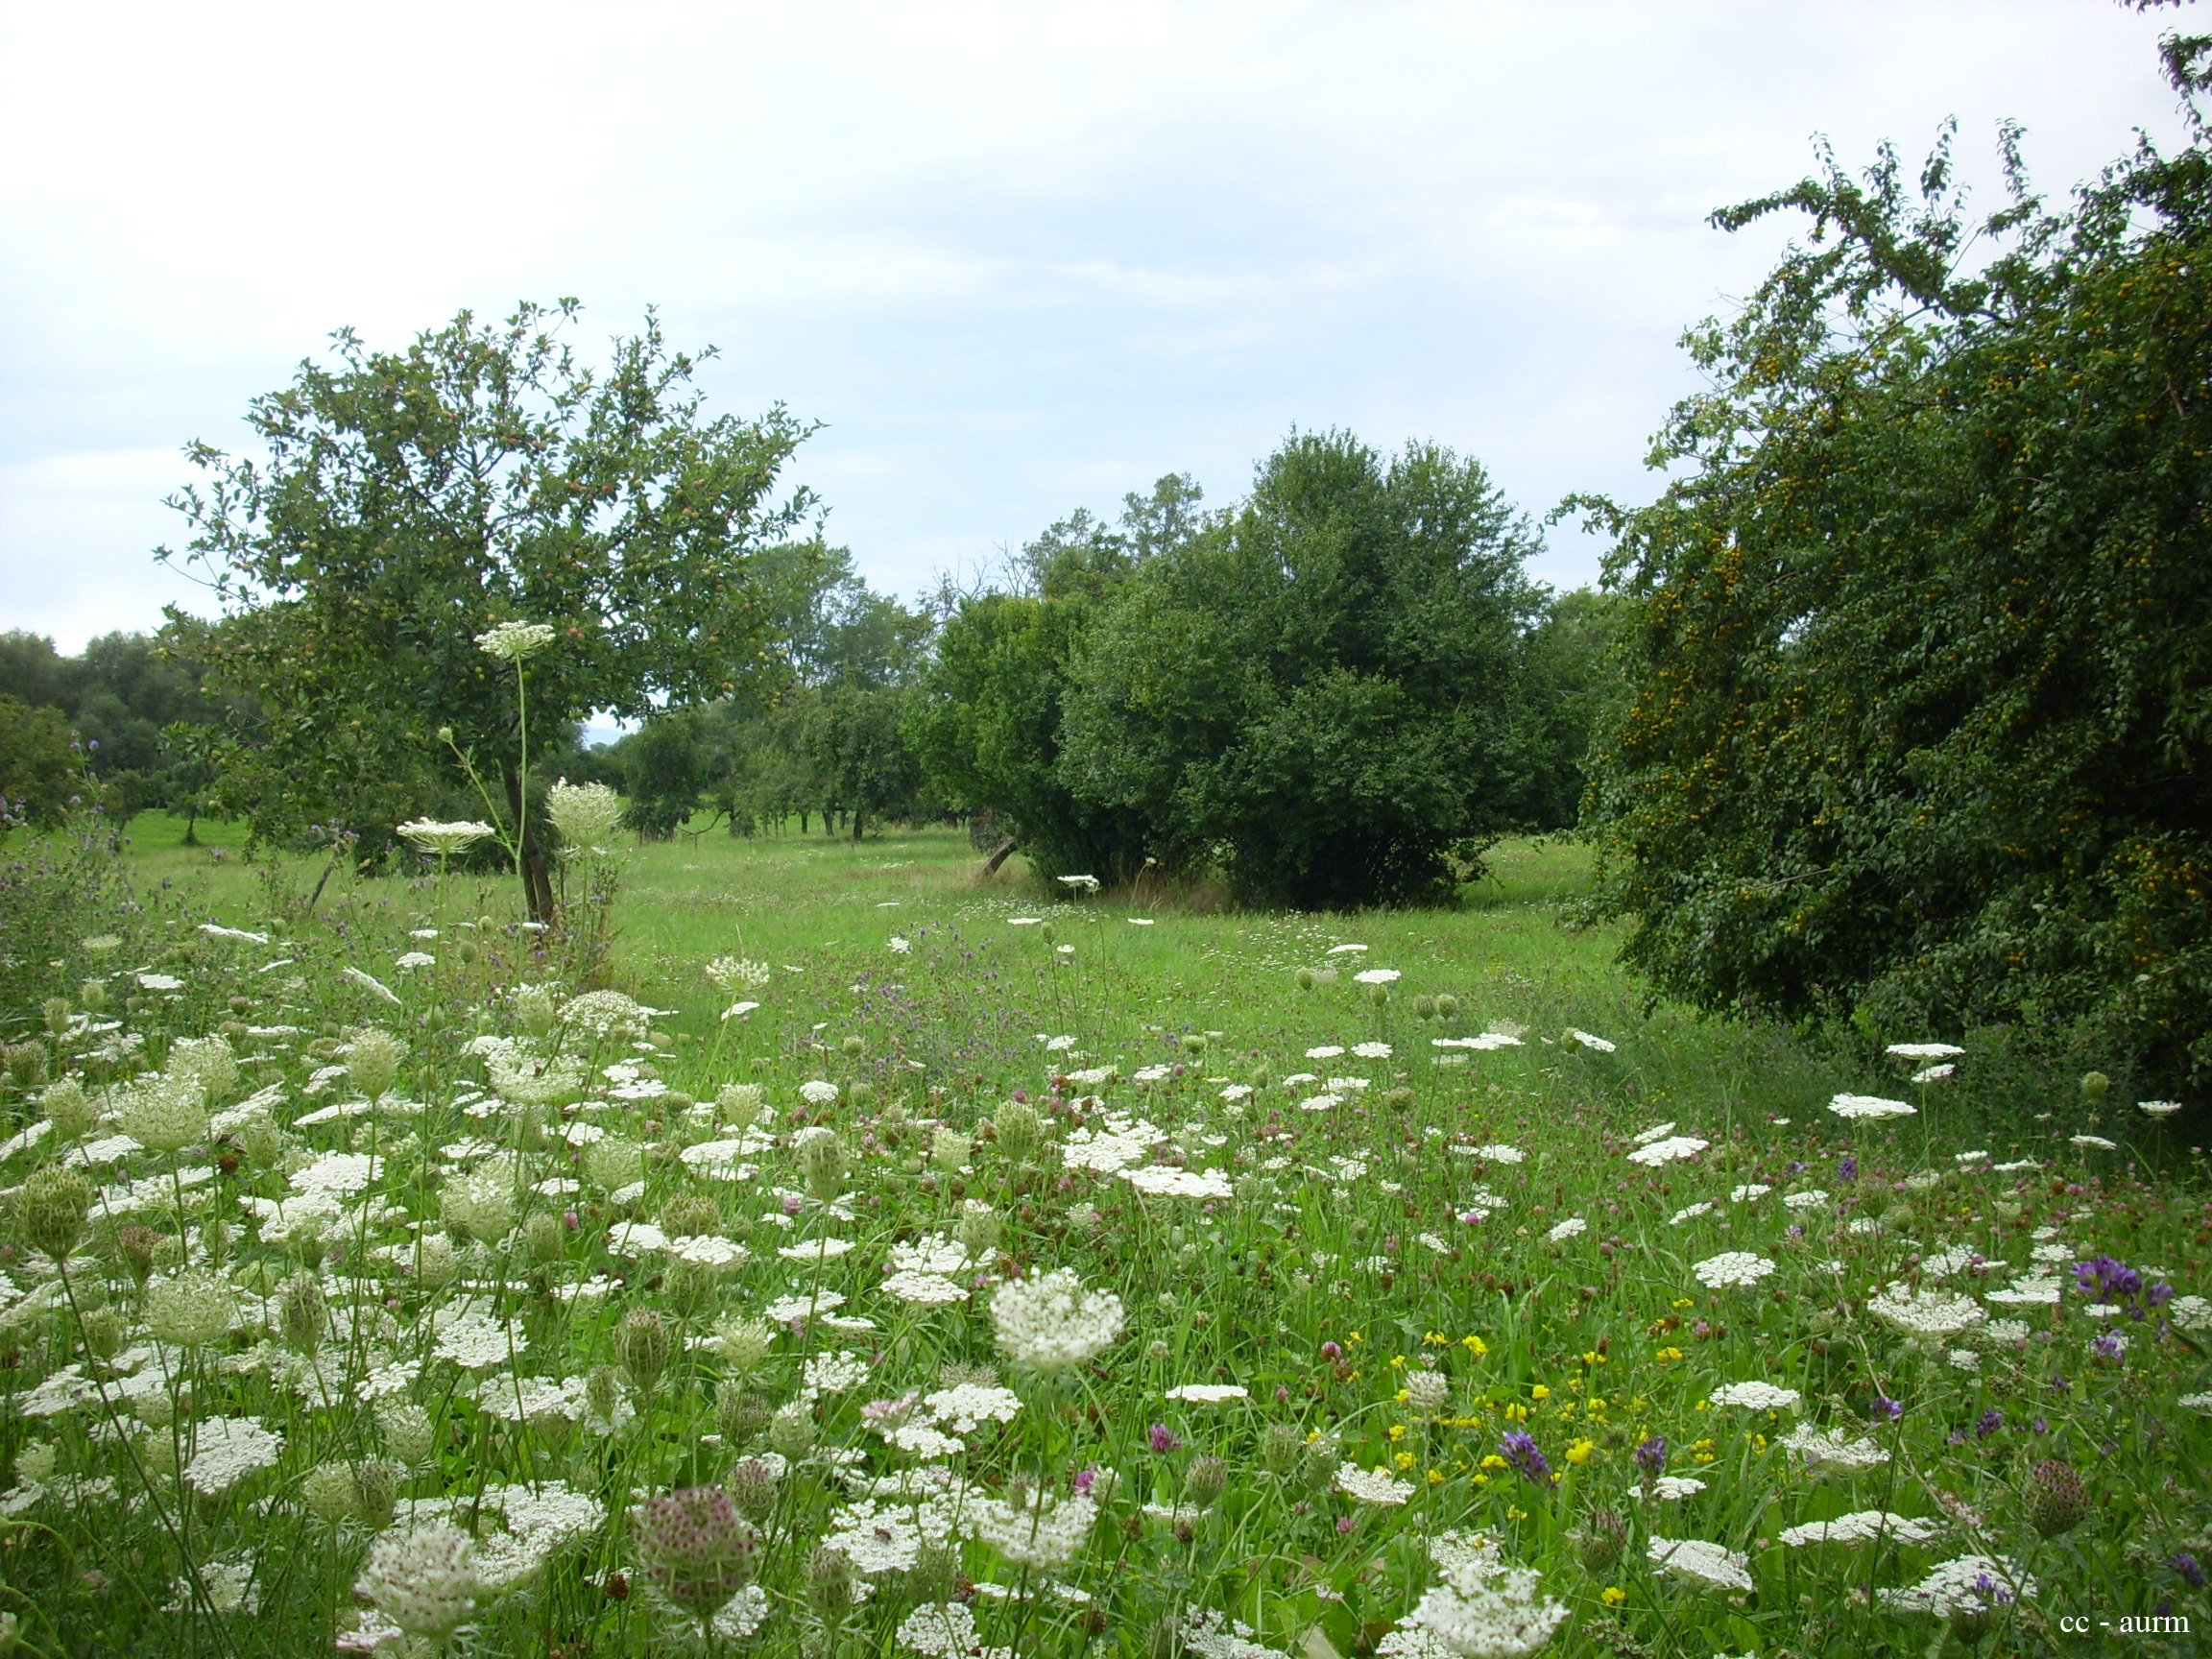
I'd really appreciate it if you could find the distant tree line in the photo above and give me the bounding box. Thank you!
[0,631,232,834]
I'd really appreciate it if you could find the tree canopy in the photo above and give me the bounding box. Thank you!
[1571,39,2212,1092]
[161,301,816,900]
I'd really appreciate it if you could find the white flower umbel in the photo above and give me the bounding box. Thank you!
[1394,1559,1567,1658]
[1868,1286,1986,1340]
[1627,1136,1708,1167]
[1879,1555,2036,1618]
[1886,1043,1965,1061]
[968,1488,1096,1570]
[475,621,558,663]
[1708,1381,1800,1411]
[1780,1511,1941,1548]
[1647,1536,1753,1593]
[1830,1093,1916,1120]
[182,1417,284,1495]
[1780,1425,1890,1473]
[397,819,497,856]
[990,1268,1124,1374]
[1335,1463,1416,1505]
[545,779,624,855]
[356,1519,485,1640]
[1693,1252,1777,1289]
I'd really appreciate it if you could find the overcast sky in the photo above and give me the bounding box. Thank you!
[0,0,2193,657]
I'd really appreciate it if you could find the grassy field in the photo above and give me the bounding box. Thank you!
[0,812,2199,1657]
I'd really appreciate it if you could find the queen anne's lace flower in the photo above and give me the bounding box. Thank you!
[1694,1252,1777,1289]
[991,1269,1124,1372]
[1780,1425,1890,1472]
[1647,1536,1752,1593]
[1868,1286,1986,1338]
[1384,1530,1568,1659]
[968,1488,1095,1569]
[1780,1511,1940,1548]
[1879,1555,2035,1617]
[1708,1381,1800,1411]
[356,1520,484,1639]
[1335,1463,1416,1505]
[1830,1093,1916,1119]
[1628,1136,1708,1167]
[475,621,557,662]
[397,819,497,856]
[182,1417,284,1495]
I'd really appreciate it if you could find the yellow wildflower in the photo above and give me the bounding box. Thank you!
[1601,1587,1627,1607]
[1566,1438,1597,1465]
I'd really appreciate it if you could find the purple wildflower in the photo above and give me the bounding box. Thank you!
[2168,1552,2206,1588]
[2091,1331,2126,1361]
[1501,1431,1551,1484]
[1976,1409,2005,1439]
[1871,1396,1904,1423]
[1633,1436,1667,1478]
[1838,1155,1859,1182]
[1148,1423,1182,1454]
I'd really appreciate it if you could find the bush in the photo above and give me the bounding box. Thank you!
[1058,432,1549,907]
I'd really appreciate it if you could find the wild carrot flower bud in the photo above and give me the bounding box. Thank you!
[143,1269,234,1347]
[955,1200,1000,1260]
[278,1272,328,1354]
[352,1457,400,1530]
[117,1074,207,1155]
[715,1083,763,1130]
[905,1541,961,1605]
[523,1212,565,1265]
[301,1461,358,1526]
[800,1131,850,1202]
[1434,994,1459,1019]
[343,1027,406,1102]
[723,1455,781,1519]
[39,1078,93,1142]
[614,1309,673,1393]
[715,1390,769,1446]
[584,1137,646,1194]
[1186,1455,1229,1508]
[767,1402,817,1459]
[992,1102,1044,1165]
[711,1316,775,1377]
[1578,1508,1628,1573]
[238,1116,282,1170]
[512,983,561,1037]
[2028,1458,2088,1537]
[41,998,72,1037]
[2079,1071,2110,1102]
[18,1166,93,1262]
[587,1364,624,1425]
[931,1129,970,1173]
[79,1305,124,1360]
[1261,1423,1306,1474]
[375,1399,436,1469]
[634,1485,760,1621]
[356,1520,483,1640]
[807,1546,857,1622]
[1298,1433,1342,1492]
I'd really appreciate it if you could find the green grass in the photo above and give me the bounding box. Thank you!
[0,815,2199,1656]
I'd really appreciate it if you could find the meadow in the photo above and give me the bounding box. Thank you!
[0,814,2203,1658]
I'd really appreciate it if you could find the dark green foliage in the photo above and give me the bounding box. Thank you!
[1571,52,2212,1093]
[907,591,1151,881]
[0,630,235,822]
[1059,433,1549,906]
[0,696,83,826]
[0,805,147,1038]
[159,301,815,891]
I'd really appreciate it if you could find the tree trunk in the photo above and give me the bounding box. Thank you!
[976,834,1018,881]
[851,806,864,844]
[504,763,556,923]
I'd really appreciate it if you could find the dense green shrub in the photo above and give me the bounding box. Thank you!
[1574,50,2212,1094]
[1059,432,1550,907]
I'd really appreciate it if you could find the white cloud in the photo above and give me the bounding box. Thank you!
[0,0,2192,646]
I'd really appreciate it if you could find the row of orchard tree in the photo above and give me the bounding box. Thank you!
[7,22,2209,1094]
